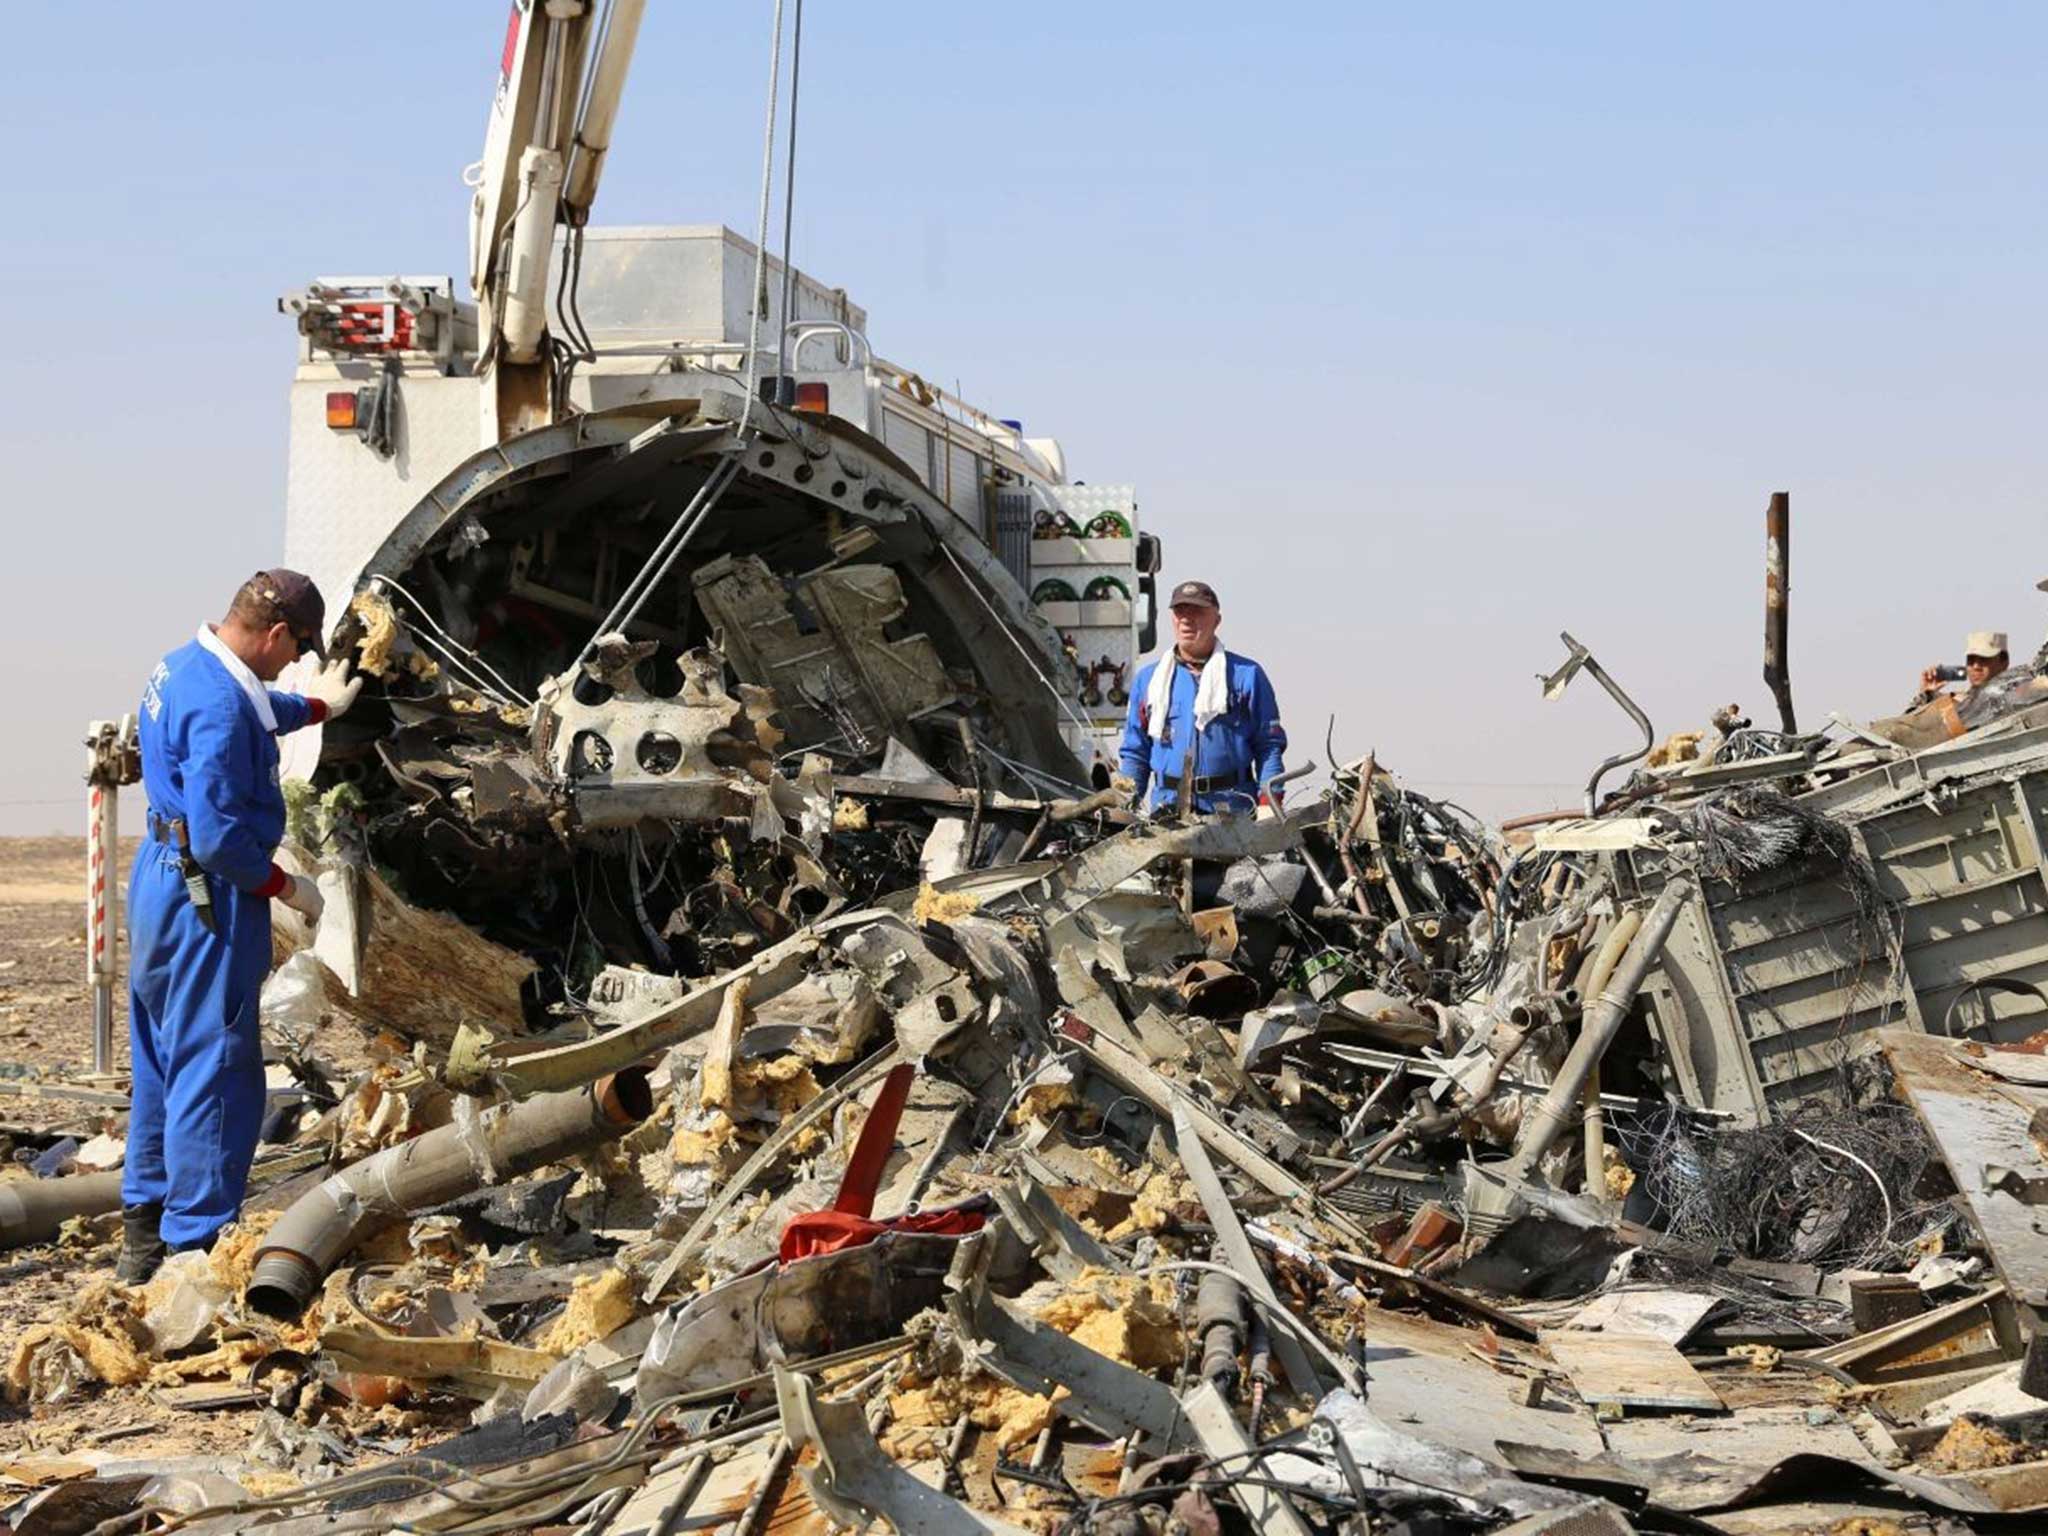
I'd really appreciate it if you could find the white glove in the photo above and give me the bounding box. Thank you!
[1255,799,1279,822]
[303,656,363,720]
[278,873,324,922]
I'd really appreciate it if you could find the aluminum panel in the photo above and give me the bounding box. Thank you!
[282,371,482,614]
[1634,749,2048,1123]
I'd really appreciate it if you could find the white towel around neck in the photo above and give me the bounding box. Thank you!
[1146,645,1230,743]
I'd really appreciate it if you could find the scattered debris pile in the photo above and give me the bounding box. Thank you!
[20,597,2048,1533]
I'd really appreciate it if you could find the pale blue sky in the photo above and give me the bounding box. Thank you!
[2,3,2044,833]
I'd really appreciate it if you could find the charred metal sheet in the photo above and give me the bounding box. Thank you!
[318,1324,558,1397]
[1884,1028,2048,1327]
[694,554,957,754]
[999,800,1322,925]
[948,1273,1193,1448]
[774,1364,1032,1536]
[468,917,837,1095]
[988,1177,1124,1282]
[533,638,778,829]
[1181,1381,1315,1536]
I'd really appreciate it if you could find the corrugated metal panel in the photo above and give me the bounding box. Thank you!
[1633,755,2048,1125]
[993,489,1034,593]
[945,440,984,530]
[879,406,928,480]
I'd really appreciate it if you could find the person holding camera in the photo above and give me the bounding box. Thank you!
[1912,631,2009,709]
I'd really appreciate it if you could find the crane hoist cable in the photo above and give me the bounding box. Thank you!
[578,0,789,660]
[737,0,788,439]
[774,0,806,387]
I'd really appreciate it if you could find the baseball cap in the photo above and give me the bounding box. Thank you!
[1966,630,2009,659]
[1168,580,1220,611]
[250,569,327,658]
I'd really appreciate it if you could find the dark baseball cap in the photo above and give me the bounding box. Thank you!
[249,569,327,658]
[1168,580,1220,611]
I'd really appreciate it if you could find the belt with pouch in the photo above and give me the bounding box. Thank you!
[148,813,219,934]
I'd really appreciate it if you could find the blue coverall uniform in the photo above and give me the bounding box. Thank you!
[1118,651,1287,815]
[125,629,316,1249]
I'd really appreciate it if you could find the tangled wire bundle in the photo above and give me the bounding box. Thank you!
[1681,787,1870,886]
[1627,1101,1954,1270]
[1676,787,1905,1035]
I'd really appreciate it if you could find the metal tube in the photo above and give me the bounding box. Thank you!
[87,773,116,1076]
[501,146,566,364]
[1570,905,1642,1205]
[0,1170,125,1251]
[731,1435,791,1536]
[1764,490,1797,734]
[1538,633,1656,815]
[1582,1071,1608,1202]
[580,453,742,663]
[773,0,805,392]
[1579,910,1643,1007]
[1579,649,1656,815]
[1503,881,1689,1181]
[246,1069,653,1318]
[784,322,871,370]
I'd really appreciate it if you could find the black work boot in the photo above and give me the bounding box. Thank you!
[115,1202,166,1285]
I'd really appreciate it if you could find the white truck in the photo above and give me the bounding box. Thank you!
[275,1,1160,787]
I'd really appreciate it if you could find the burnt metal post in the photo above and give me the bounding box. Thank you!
[1764,491,1797,735]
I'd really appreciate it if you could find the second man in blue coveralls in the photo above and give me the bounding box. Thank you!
[118,571,362,1283]
[1119,580,1287,817]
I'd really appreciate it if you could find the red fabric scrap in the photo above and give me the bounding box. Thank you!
[778,1205,985,1264]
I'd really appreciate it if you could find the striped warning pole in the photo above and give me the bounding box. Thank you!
[83,718,133,1078]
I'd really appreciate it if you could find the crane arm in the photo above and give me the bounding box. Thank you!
[563,0,646,222]
[470,0,643,417]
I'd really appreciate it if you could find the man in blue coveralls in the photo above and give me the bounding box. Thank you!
[1119,580,1287,817]
[118,571,362,1283]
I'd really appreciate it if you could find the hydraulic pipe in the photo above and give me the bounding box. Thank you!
[246,1069,652,1318]
[1568,906,1640,1204]
[1506,988,1582,1030]
[0,1170,125,1251]
[561,0,648,219]
[500,145,567,364]
[1503,882,1688,1182]
[1576,909,1643,1005]
[1582,1071,1609,1203]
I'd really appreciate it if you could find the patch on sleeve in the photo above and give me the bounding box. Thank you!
[142,662,169,722]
